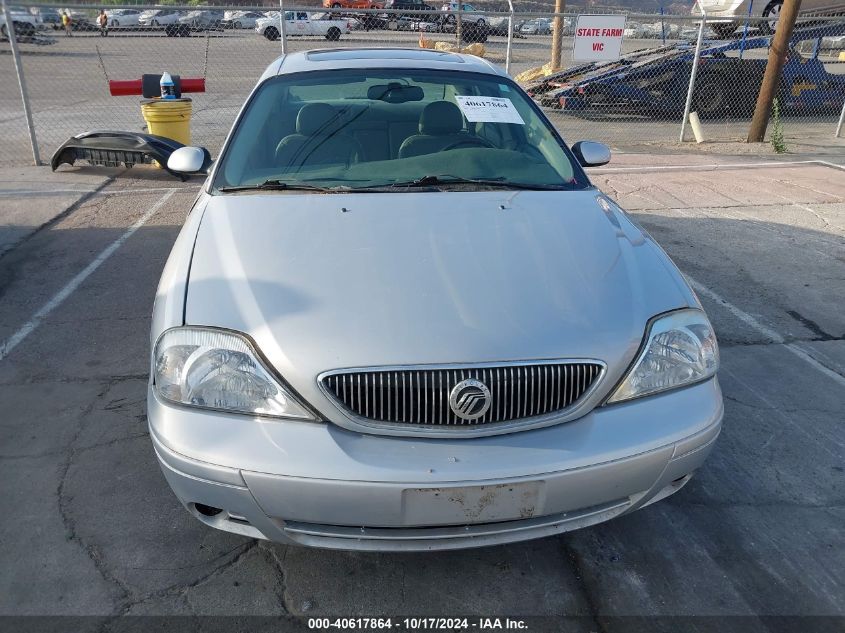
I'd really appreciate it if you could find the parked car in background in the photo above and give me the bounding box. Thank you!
[679,25,716,40]
[413,19,443,31]
[313,11,365,27]
[38,7,62,29]
[154,47,723,552]
[623,21,646,38]
[323,0,385,8]
[486,14,516,36]
[692,0,845,37]
[0,6,40,37]
[139,8,182,27]
[346,13,388,29]
[639,21,679,39]
[382,0,435,25]
[529,24,845,117]
[255,11,351,40]
[440,2,486,25]
[106,8,141,28]
[221,11,265,29]
[520,17,552,35]
[179,9,224,29]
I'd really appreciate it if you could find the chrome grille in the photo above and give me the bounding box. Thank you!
[320,362,603,427]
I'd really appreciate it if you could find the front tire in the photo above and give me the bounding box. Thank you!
[151,19,159,26]
[761,0,782,34]
[264,25,279,40]
[326,26,341,40]
[15,22,36,37]
[233,20,242,29]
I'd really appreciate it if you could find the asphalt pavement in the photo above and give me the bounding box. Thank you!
[0,151,843,630]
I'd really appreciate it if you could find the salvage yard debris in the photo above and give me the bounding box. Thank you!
[419,35,485,57]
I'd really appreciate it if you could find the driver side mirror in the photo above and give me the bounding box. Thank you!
[167,146,213,175]
[571,141,611,167]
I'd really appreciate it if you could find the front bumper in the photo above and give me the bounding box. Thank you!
[148,378,723,551]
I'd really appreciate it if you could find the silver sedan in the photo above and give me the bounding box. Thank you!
[151,49,723,551]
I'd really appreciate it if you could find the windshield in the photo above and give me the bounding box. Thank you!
[213,68,588,192]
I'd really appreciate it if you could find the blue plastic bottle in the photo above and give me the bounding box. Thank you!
[160,72,176,100]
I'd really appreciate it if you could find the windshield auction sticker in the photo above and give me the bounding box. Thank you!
[455,96,525,124]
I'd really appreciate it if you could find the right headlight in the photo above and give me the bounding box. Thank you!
[153,327,317,420]
[607,309,719,404]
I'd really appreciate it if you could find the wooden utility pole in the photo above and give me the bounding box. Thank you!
[550,0,566,70]
[747,0,802,142]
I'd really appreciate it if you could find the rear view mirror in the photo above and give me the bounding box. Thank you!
[571,141,611,167]
[167,146,212,174]
[367,83,424,103]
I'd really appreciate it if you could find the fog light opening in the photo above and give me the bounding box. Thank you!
[194,503,223,517]
[670,473,694,489]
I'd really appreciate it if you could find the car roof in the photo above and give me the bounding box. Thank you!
[260,48,507,82]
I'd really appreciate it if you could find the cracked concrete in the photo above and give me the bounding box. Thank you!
[0,167,113,259]
[0,155,843,621]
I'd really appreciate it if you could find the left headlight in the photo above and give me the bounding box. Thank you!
[607,309,719,404]
[153,327,317,420]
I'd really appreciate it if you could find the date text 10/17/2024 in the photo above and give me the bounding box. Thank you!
[307,618,529,630]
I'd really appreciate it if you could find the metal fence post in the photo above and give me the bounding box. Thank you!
[836,98,845,138]
[505,0,514,74]
[2,0,41,165]
[739,0,754,60]
[679,8,707,142]
[278,0,287,54]
[456,2,462,45]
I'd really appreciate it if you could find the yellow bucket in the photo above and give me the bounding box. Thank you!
[141,98,192,145]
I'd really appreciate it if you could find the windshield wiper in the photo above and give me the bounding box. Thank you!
[359,176,569,191]
[218,179,340,194]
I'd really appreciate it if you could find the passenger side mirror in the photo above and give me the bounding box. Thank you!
[571,141,611,167]
[167,146,213,175]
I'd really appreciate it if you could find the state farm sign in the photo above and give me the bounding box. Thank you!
[573,14,627,62]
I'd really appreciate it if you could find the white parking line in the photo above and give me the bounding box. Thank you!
[686,277,783,343]
[0,190,175,363]
[0,186,194,198]
[814,160,845,172]
[783,343,845,388]
[687,276,845,388]
[591,159,845,174]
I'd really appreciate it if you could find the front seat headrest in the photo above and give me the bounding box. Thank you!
[419,101,464,136]
[296,103,339,136]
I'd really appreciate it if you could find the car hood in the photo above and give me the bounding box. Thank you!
[185,190,694,413]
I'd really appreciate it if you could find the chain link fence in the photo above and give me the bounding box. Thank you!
[1,3,844,165]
